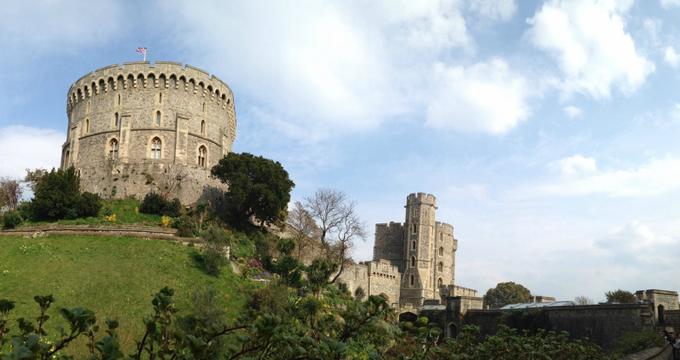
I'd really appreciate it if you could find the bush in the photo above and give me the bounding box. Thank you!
[29,167,82,220]
[173,215,197,237]
[167,198,182,217]
[78,192,102,218]
[2,211,23,229]
[139,193,166,215]
[200,226,229,275]
[613,330,666,356]
[139,193,182,217]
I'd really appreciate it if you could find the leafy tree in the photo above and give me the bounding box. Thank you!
[211,152,294,227]
[483,281,532,309]
[605,289,636,304]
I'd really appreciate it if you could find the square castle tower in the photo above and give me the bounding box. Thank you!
[338,193,463,308]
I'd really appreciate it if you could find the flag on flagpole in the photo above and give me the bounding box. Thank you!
[136,47,147,61]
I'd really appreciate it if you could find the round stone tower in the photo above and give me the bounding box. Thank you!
[61,61,236,204]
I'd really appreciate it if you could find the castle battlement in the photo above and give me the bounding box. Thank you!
[67,61,234,114]
[406,192,437,206]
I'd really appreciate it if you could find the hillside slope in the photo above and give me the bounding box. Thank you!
[0,234,249,355]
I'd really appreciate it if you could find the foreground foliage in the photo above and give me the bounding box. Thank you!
[0,234,614,359]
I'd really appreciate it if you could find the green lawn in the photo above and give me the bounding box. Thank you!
[0,234,249,355]
[20,198,163,227]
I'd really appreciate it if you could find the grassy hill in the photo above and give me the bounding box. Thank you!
[0,234,250,356]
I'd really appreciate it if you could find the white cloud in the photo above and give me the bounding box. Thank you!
[563,105,583,118]
[426,58,531,134]
[468,0,516,21]
[0,126,64,179]
[159,1,477,138]
[555,154,597,175]
[526,0,655,99]
[664,46,680,67]
[660,0,680,8]
[536,157,680,197]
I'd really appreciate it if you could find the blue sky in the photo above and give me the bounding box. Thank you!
[2,0,680,301]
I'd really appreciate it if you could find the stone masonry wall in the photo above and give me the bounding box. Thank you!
[61,61,236,204]
[373,222,404,270]
[464,304,656,350]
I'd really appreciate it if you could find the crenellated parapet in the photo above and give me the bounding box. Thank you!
[66,62,234,114]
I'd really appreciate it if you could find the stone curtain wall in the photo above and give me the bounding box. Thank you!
[61,62,236,204]
[464,303,656,351]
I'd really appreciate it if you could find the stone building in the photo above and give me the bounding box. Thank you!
[339,193,473,309]
[61,61,236,204]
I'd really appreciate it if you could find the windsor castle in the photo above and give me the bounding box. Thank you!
[60,61,478,310]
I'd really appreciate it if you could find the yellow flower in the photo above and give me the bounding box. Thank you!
[106,213,117,223]
[161,215,171,227]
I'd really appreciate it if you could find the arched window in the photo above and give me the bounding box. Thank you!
[201,120,206,135]
[151,137,161,159]
[198,145,207,167]
[109,138,119,160]
[437,262,443,272]
[155,111,161,126]
[411,240,416,250]
[158,92,163,104]
[412,223,417,234]
[437,278,443,287]
[117,94,121,105]
[410,256,416,268]
[409,274,415,286]
[438,247,444,256]
[114,113,119,128]
[83,119,89,134]
[202,102,206,113]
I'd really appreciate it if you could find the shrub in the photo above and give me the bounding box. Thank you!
[167,198,182,217]
[28,167,81,220]
[140,193,182,217]
[200,225,229,275]
[173,215,196,237]
[139,193,166,215]
[613,330,666,356]
[78,192,102,218]
[161,215,171,227]
[2,211,23,229]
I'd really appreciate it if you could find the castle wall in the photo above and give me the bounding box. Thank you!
[464,304,656,350]
[373,222,404,270]
[336,260,401,308]
[336,263,369,298]
[61,62,235,204]
[367,260,401,307]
